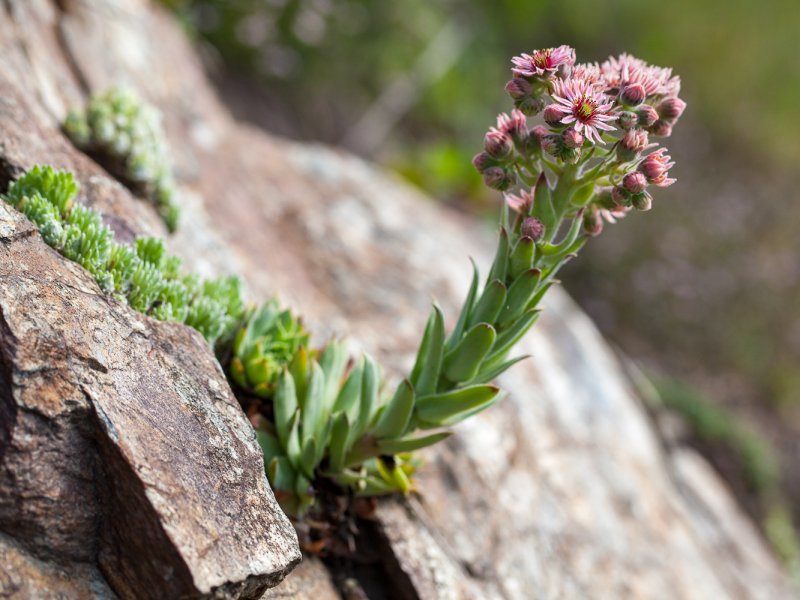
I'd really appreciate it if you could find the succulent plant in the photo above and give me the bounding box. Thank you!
[64,86,180,232]
[245,45,687,522]
[2,166,243,345]
[230,300,310,397]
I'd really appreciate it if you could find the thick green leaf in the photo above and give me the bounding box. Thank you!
[415,385,500,426]
[285,411,302,470]
[354,475,397,497]
[351,353,380,443]
[294,473,314,516]
[301,362,325,440]
[444,259,480,353]
[375,458,412,494]
[289,347,309,407]
[244,357,271,386]
[332,358,363,418]
[487,309,540,364]
[274,370,298,449]
[413,305,445,397]
[377,431,452,454]
[409,310,435,385]
[487,227,509,284]
[372,379,415,439]
[328,412,351,473]
[509,236,535,280]
[329,468,366,488]
[531,172,555,237]
[497,269,540,327]
[268,456,296,493]
[256,429,281,464]
[319,341,348,411]
[525,282,553,312]
[443,323,496,383]
[315,417,334,466]
[470,354,530,384]
[469,280,506,328]
[300,437,317,479]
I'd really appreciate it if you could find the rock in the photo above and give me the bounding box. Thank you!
[0,198,300,599]
[0,1,795,599]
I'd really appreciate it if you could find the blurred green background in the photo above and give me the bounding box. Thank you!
[161,0,800,573]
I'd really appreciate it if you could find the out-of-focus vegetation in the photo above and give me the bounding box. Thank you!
[654,377,800,583]
[160,0,800,569]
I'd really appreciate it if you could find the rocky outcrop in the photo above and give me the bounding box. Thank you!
[0,1,794,599]
[0,191,299,598]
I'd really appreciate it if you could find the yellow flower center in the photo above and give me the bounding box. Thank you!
[576,99,595,120]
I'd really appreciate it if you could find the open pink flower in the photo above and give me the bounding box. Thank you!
[551,78,616,144]
[512,45,575,78]
[599,53,681,98]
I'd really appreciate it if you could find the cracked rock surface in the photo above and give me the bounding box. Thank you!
[0,1,795,599]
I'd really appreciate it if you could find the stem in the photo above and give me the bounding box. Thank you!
[551,164,578,221]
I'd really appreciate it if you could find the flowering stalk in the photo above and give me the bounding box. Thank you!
[245,47,685,524]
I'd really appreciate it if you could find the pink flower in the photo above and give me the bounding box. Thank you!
[484,128,512,158]
[511,45,575,78]
[599,53,681,98]
[504,189,533,213]
[496,109,527,137]
[551,79,616,144]
[638,148,676,187]
[622,171,648,193]
[571,62,601,84]
[658,97,687,122]
[521,217,544,240]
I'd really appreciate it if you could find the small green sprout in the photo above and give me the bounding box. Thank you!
[64,87,180,232]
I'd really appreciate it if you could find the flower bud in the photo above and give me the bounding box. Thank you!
[562,128,584,149]
[505,78,532,100]
[530,125,549,142]
[658,97,686,122]
[638,148,676,187]
[561,147,581,164]
[543,105,564,127]
[583,208,604,237]
[618,111,638,130]
[541,134,561,157]
[631,191,653,211]
[611,185,629,206]
[526,125,549,154]
[483,166,514,191]
[521,217,544,241]
[637,104,658,127]
[484,129,513,158]
[649,119,673,137]
[619,83,646,107]
[515,95,546,116]
[622,171,647,194]
[497,109,528,137]
[617,129,649,162]
[472,151,494,173]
